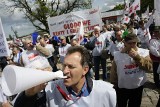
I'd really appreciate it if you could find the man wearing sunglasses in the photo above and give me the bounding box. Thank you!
[110,33,152,107]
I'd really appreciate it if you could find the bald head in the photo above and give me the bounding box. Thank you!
[25,39,34,50]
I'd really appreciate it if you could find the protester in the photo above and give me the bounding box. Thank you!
[79,33,90,45]
[108,30,124,60]
[58,36,71,63]
[39,37,58,72]
[92,26,108,80]
[137,20,151,49]
[14,46,116,107]
[148,26,160,88]
[70,39,79,47]
[148,26,160,107]
[43,34,51,44]
[20,39,52,70]
[110,33,152,107]
[11,46,22,66]
[0,57,8,71]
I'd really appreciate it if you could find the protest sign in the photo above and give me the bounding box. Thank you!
[48,8,103,37]
[0,18,10,57]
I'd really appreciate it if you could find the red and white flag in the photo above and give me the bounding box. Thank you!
[73,20,84,44]
[142,6,149,19]
[145,13,154,29]
[122,15,130,24]
[129,0,140,16]
[124,2,130,14]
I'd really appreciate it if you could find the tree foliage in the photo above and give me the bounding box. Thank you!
[4,0,92,33]
[141,0,154,13]
[111,4,124,11]
[111,0,154,13]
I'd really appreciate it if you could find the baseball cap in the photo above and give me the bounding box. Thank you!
[60,36,66,40]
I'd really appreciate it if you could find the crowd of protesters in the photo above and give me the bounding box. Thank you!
[0,14,160,107]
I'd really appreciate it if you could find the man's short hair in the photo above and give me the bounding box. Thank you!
[124,33,139,42]
[13,46,20,51]
[70,38,78,43]
[139,20,145,25]
[66,46,90,67]
[94,26,100,31]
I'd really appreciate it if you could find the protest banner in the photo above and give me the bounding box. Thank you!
[155,0,160,26]
[47,8,103,37]
[0,18,10,57]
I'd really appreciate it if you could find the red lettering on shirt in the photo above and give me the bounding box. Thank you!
[124,64,138,69]
[96,41,102,45]
[28,53,39,60]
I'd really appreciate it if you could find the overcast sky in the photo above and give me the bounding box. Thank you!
[0,0,124,38]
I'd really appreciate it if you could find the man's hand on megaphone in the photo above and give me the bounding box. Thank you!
[25,83,47,96]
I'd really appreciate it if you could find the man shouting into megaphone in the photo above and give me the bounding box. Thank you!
[14,46,116,107]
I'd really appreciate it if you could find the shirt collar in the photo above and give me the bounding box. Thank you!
[67,79,89,97]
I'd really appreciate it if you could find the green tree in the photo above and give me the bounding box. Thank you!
[3,0,92,33]
[112,4,124,11]
[110,0,154,15]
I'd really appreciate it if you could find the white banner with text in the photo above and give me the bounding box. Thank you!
[47,8,103,37]
[0,18,10,57]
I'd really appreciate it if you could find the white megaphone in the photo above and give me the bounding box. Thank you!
[1,65,66,96]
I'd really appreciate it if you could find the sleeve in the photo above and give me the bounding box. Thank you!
[14,92,37,107]
[110,60,118,87]
[36,45,50,57]
[19,54,24,67]
[133,54,153,72]
[50,46,55,54]
[14,91,47,107]
[104,83,117,107]
[149,39,160,57]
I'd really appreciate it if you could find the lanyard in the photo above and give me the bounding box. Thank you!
[56,85,81,101]
[56,85,71,101]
